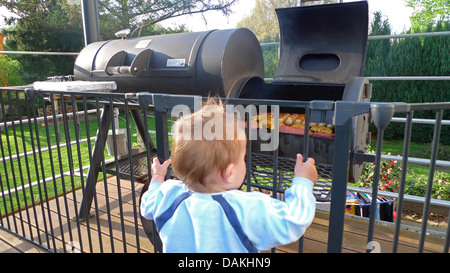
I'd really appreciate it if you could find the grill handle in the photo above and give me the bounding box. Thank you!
[105,48,152,76]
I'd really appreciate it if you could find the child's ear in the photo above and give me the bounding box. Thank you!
[221,163,234,183]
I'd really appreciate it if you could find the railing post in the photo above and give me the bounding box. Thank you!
[366,103,395,252]
[418,109,443,253]
[392,111,414,253]
[326,115,352,253]
[153,94,170,163]
[327,101,372,253]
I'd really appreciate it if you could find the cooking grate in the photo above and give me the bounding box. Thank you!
[102,149,333,200]
[248,152,333,200]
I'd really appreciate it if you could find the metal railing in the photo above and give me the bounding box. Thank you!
[0,85,449,253]
[0,28,449,253]
[349,102,450,253]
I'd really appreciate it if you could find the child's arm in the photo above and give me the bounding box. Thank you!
[150,157,171,183]
[240,154,317,250]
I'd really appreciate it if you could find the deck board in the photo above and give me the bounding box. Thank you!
[278,210,447,253]
[1,175,448,253]
[0,227,48,253]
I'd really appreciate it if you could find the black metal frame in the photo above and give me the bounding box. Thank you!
[0,86,449,253]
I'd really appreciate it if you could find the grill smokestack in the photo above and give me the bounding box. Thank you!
[81,0,100,46]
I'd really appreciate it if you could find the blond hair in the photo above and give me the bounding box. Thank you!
[171,98,246,189]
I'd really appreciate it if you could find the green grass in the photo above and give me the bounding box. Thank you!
[0,111,159,216]
[371,139,449,175]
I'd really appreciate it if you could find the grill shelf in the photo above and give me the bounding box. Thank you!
[103,150,154,183]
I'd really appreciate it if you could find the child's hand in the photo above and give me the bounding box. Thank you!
[150,157,172,183]
[294,154,317,183]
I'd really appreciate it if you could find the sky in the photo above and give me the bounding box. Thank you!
[161,0,414,34]
[0,0,414,34]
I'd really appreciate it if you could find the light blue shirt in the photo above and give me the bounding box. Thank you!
[140,177,316,253]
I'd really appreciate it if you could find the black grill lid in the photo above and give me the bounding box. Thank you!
[73,28,264,97]
[274,1,368,85]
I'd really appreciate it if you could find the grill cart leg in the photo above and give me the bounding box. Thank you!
[130,109,155,151]
[78,104,113,221]
[78,106,156,221]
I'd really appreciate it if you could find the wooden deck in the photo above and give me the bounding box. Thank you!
[1,176,448,253]
[1,176,155,253]
[280,210,447,253]
[0,228,49,253]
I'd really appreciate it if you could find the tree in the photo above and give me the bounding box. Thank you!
[364,11,391,77]
[1,0,84,52]
[418,20,450,144]
[1,0,84,83]
[0,0,237,82]
[364,12,450,144]
[237,0,335,42]
[1,0,239,40]
[97,0,238,39]
[0,55,25,87]
[405,0,450,30]
[236,0,337,77]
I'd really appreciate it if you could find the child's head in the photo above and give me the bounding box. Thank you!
[171,99,247,191]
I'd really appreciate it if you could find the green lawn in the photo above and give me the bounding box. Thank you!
[0,111,158,216]
[371,139,450,175]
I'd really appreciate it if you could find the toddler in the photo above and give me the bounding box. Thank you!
[140,99,317,253]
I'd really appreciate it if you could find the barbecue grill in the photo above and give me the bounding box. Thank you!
[241,2,371,183]
[74,28,265,98]
[45,1,373,253]
[73,1,371,183]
